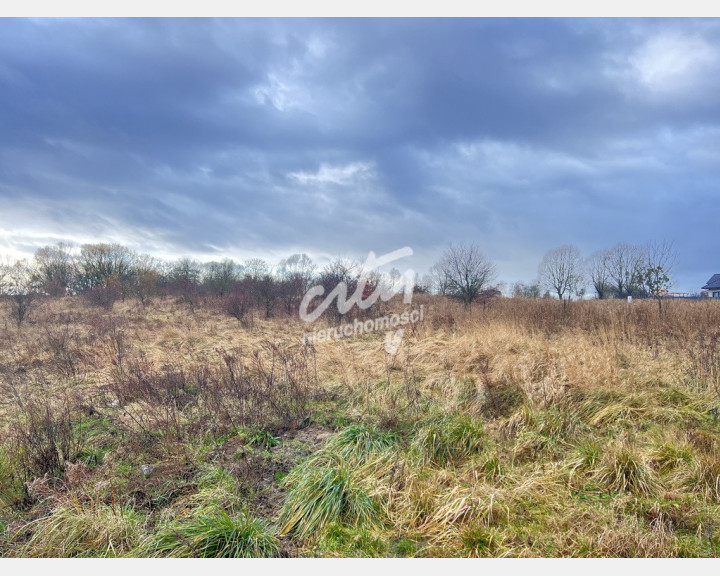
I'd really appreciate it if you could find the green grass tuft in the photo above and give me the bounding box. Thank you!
[21,500,145,557]
[411,413,484,467]
[0,449,26,511]
[325,424,400,462]
[595,446,660,497]
[279,453,381,538]
[652,441,695,474]
[151,510,280,558]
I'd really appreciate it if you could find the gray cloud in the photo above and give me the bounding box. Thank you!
[1,18,719,290]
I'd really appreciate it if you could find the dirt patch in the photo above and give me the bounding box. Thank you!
[253,424,333,520]
[284,423,334,451]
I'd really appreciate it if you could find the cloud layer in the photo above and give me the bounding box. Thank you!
[1,18,719,290]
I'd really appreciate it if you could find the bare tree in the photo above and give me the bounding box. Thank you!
[3,259,42,327]
[538,245,585,301]
[434,244,497,307]
[605,243,646,298]
[277,253,317,293]
[131,253,161,307]
[277,254,317,314]
[512,280,541,298]
[167,258,203,311]
[587,249,612,299]
[313,256,360,321]
[242,258,270,280]
[203,259,239,297]
[34,242,76,296]
[76,243,137,302]
[427,262,452,295]
[0,258,8,294]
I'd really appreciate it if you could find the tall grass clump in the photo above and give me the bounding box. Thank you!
[0,449,27,511]
[565,441,601,481]
[651,441,695,474]
[678,455,720,502]
[278,424,402,538]
[324,424,400,462]
[151,510,280,558]
[21,500,145,557]
[595,445,660,497]
[279,453,381,538]
[184,465,246,513]
[411,413,485,467]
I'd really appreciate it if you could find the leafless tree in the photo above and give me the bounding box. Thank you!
[167,258,203,311]
[512,280,541,298]
[427,262,452,295]
[203,259,239,297]
[312,256,360,321]
[587,249,612,299]
[644,240,676,279]
[76,243,137,301]
[538,245,585,301]
[131,253,161,307]
[0,258,8,294]
[277,253,317,293]
[3,259,42,327]
[605,242,646,298]
[34,242,77,296]
[434,244,497,307]
[277,254,317,315]
[242,258,271,280]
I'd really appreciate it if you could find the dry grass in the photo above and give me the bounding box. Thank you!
[1,295,720,556]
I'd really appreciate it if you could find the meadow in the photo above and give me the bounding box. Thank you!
[1,294,719,557]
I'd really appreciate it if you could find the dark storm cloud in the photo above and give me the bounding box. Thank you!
[2,17,720,289]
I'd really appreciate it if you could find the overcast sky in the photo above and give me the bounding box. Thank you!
[1,18,719,291]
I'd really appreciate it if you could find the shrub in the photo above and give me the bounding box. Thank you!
[82,282,122,311]
[4,382,86,479]
[108,344,313,444]
[221,291,255,326]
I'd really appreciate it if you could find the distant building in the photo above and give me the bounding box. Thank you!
[702,274,720,298]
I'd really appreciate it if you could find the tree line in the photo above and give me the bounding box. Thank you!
[0,239,680,327]
[425,240,678,310]
[0,243,418,326]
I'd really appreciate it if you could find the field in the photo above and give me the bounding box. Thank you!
[1,294,720,557]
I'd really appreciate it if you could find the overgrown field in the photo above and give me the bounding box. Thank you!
[1,295,720,557]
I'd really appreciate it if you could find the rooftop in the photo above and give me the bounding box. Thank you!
[702,274,720,290]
